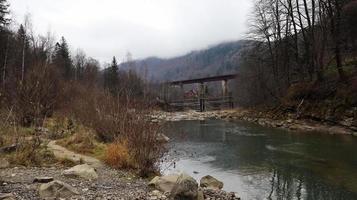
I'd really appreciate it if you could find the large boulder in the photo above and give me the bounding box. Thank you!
[156,133,170,143]
[170,173,198,200]
[0,158,9,169]
[39,180,79,199]
[63,164,98,180]
[200,175,224,190]
[148,174,179,193]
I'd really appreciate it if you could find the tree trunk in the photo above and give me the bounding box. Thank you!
[21,39,25,82]
[334,0,346,81]
[2,34,9,87]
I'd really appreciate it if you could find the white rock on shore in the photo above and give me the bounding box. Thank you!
[39,180,79,199]
[200,175,224,190]
[63,164,98,180]
[148,174,179,193]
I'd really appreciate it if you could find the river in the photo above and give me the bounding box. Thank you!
[161,120,357,200]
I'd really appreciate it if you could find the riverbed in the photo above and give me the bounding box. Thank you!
[162,120,357,200]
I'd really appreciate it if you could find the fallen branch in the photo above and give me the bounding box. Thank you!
[0,143,18,153]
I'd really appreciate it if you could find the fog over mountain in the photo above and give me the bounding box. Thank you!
[120,40,255,82]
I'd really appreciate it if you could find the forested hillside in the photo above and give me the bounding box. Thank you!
[120,40,254,82]
[234,0,357,126]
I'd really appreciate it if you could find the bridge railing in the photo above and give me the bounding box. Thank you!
[167,96,234,112]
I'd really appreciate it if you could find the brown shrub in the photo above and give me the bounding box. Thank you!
[64,84,165,176]
[7,63,62,127]
[104,140,134,169]
[284,81,336,103]
[123,119,164,177]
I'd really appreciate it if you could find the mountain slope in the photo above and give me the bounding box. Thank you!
[120,40,254,82]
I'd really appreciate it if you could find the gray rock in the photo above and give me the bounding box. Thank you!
[0,144,17,154]
[0,193,16,200]
[39,180,79,199]
[171,173,198,200]
[197,189,204,200]
[352,119,357,127]
[157,134,170,143]
[200,175,224,190]
[63,164,98,180]
[149,190,168,200]
[148,174,179,193]
[202,188,240,200]
[340,118,353,127]
[0,158,10,169]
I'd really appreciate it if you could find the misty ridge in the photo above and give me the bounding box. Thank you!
[119,40,256,82]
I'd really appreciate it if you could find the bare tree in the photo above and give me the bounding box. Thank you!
[73,49,87,81]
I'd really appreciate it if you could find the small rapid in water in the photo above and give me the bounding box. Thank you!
[161,120,357,200]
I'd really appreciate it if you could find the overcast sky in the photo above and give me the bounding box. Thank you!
[9,0,252,63]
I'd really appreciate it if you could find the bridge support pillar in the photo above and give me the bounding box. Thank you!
[222,79,228,97]
[199,83,205,112]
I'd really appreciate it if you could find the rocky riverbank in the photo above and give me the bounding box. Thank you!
[0,166,148,200]
[0,139,242,200]
[148,173,239,200]
[0,166,240,200]
[150,109,357,136]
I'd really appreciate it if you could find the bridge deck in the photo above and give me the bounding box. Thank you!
[169,74,238,85]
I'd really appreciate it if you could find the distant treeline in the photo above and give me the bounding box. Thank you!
[236,0,357,106]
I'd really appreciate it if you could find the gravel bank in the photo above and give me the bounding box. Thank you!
[0,166,148,200]
[150,109,357,136]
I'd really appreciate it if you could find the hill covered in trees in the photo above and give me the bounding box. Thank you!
[120,40,255,82]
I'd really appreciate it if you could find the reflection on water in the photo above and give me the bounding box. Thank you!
[162,120,357,200]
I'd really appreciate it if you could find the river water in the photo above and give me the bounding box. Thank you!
[161,120,357,200]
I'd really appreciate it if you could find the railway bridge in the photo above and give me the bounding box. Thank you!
[161,74,238,112]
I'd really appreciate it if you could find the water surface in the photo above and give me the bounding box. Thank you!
[162,120,357,200]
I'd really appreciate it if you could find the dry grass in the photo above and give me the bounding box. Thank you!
[0,108,57,167]
[57,157,81,167]
[6,141,56,167]
[57,126,106,158]
[42,116,76,139]
[104,140,135,169]
[0,124,57,167]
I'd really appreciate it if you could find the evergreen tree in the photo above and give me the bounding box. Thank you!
[107,56,119,94]
[52,37,73,79]
[17,24,29,81]
[0,0,9,28]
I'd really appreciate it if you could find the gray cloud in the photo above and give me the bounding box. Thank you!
[9,0,252,63]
